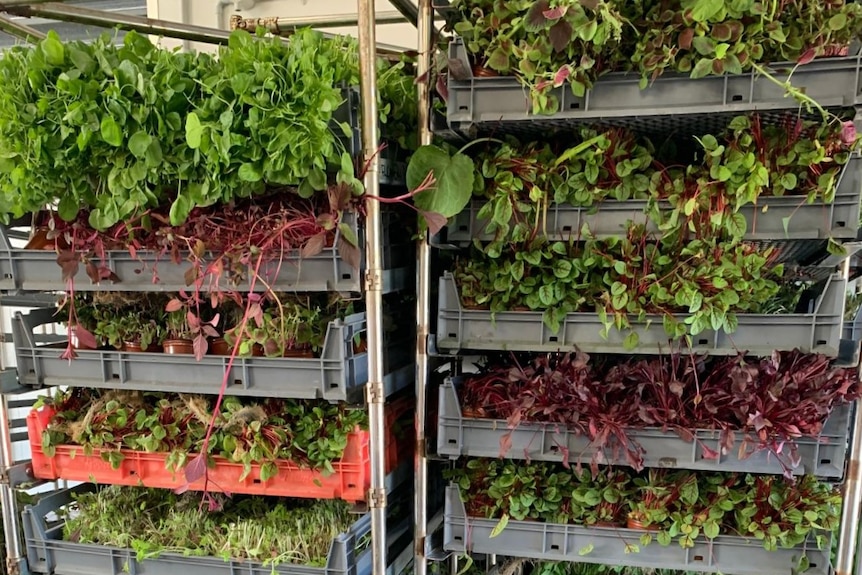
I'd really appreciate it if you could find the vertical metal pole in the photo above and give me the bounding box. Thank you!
[836,400,862,575]
[357,1,387,574]
[414,0,433,574]
[0,394,23,575]
[836,223,860,575]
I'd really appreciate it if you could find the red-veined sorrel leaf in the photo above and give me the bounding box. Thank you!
[301,232,327,259]
[841,120,857,145]
[701,444,719,460]
[436,73,449,103]
[73,326,98,350]
[183,265,197,287]
[797,48,817,65]
[56,251,79,282]
[553,65,571,87]
[499,432,513,458]
[85,261,100,284]
[337,235,361,269]
[165,298,184,313]
[543,6,567,19]
[184,453,207,484]
[193,334,208,360]
[420,210,449,236]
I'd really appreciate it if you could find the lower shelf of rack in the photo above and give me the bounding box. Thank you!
[443,486,829,575]
[24,486,368,575]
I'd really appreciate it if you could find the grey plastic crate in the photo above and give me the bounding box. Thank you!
[436,272,846,355]
[446,37,862,138]
[0,212,412,295]
[12,308,412,402]
[23,485,372,575]
[443,486,830,575]
[447,155,862,243]
[438,378,852,478]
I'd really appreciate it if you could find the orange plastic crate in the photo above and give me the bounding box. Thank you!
[28,396,414,502]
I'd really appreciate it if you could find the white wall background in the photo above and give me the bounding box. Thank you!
[147,0,420,52]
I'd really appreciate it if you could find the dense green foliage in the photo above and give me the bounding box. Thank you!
[64,485,357,567]
[450,0,862,113]
[40,388,367,477]
[0,29,416,230]
[449,460,840,554]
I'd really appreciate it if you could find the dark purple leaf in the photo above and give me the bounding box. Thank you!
[184,453,207,484]
[549,21,573,53]
[420,210,449,236]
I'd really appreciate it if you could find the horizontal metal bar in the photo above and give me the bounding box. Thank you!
[389,0,419,27]
[0,12,45,41]
[3,3,233,45]
[230,11,409,31]
[7,399,33,410]
[0,0,59,7]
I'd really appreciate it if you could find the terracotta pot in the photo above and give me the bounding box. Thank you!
[122,341,161,353]
[627,517,659,531]
[353,338,368,354]
[472,63,499,78]
[283,348,315,358]
[163,339,195,355]
[593,521,621,528]
[209,338,230,356]
[252,343,265,357]
[24,228,55,251]
[822,44,850,57]
[461,407,486,419]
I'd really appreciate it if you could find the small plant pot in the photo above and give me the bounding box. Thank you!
[163,339,195,355]
[822,44,850,57]
[252,343,265,357]
[24,228,55,251]
[593,521,621,529]
[353,338,368,354]
[209,338,230,356]
[283,348,315,358]
[472,63,499,78]
[121,341,161,353]
[627,517,659,531]
[461,407,486,419]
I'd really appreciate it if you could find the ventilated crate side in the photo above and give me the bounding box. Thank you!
[436,273,845,356]
[437,379,852,478]
[444,487,829,575]
[13,308,413,402]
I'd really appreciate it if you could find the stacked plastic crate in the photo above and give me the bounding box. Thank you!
[430,8,862,575]
[0,43,416,575]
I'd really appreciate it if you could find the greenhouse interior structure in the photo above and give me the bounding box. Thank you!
[1,1,862,575]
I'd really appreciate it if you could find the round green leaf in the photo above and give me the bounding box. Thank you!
[169,194,192,226]
[408,145,475,219]
[41,32,65,66]
[829,13,848,31]
[128,131,152,159]
[100,117,123,148]
[185,112,203,149]
[238,163,262,182]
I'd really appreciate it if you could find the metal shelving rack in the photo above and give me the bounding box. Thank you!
[413,3,862,574]
[0,2,420,575]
